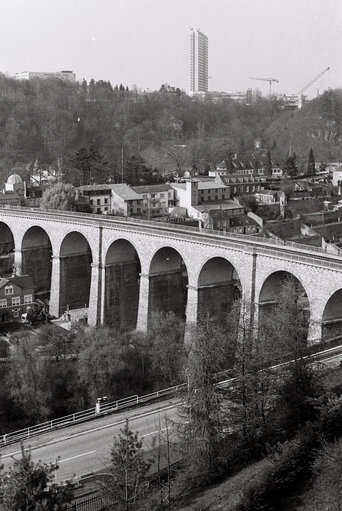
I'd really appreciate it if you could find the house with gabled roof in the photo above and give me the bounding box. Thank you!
[0,275,35,324]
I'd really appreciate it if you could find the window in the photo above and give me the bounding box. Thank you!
[90,199,93,205]
[97,199,100,205]
[0,299,7,308]
[151,194,155,198]
[24,294,32,304]
[13,309,20,318]
[104,198,108,204]
[5,286,13,296]
[12,296,20,306]
[160,193,165,198]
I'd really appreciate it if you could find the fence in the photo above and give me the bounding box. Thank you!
[0,383,185,448]
[67,494,104,511]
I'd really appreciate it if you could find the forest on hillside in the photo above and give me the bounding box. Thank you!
[0,72,341,185]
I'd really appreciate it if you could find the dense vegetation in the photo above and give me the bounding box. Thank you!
[0,73,341,185]
[3,279,342,508]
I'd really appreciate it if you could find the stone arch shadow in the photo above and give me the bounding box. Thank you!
[0,222,15,277]
[258,270,310,339]
[59,231,93,315]
[148,246,188,324]
[322,289,342,340]
[22,226,52,298]
[104,238,141,331]
[197,256,242,323]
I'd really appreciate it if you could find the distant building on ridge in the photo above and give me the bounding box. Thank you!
[14,70,76,83]
[188,29,208,93]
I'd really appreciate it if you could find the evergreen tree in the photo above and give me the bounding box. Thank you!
[307,148,316,175]
[71,147,108,185]
[265,150,273,177]
[283,155,297,177]
[225,150,234,173]
[253,158,259,177]
[100,420,150,510]
[178,316,235,488]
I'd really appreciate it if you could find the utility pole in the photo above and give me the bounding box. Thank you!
[121,146,124,183]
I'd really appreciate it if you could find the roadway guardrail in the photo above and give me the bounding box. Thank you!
[0,383,186,449]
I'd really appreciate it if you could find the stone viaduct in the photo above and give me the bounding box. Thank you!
[1,206,342,342]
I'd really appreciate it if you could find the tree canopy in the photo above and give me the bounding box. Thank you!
[40,182,75,211]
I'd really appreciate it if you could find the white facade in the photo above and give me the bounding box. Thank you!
[188,29,208,92]
[14,70,76,83]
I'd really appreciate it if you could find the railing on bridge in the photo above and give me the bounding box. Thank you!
[0,383,185,449]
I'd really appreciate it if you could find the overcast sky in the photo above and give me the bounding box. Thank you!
[1,0,341,96]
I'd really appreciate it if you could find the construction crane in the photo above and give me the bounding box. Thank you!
[249,77,279,95]
[296,67,330,108]
[297,67,330,95]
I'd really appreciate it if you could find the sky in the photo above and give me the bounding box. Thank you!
[0,0,341,97]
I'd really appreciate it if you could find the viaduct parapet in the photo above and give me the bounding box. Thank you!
[1,207,342,342]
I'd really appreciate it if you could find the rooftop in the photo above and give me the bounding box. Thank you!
[132,184,172,194]
[79,183,141,201]
[0,275,35,290]
[171,181,230,191]
[192,201,244,213]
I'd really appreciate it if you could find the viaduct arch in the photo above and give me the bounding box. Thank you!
[148,246,188,323]
[59,232,92,315]
[197,257,241,322]
[22,226,52,298]
[0,222,14,276]
[1,208,342,345]
[104,239,141,331]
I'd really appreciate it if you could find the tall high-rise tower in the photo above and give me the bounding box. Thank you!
[188,29,208,93]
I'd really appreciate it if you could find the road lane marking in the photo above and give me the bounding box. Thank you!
[1,403,178,460]
[141,428,168,438]
[59,450,96,463]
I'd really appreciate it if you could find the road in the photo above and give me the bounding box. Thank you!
[2,346,342,482]
[1,399,182,482]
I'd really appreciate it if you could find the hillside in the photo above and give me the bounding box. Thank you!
[0,73,341,184]
[266,89,342,165]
